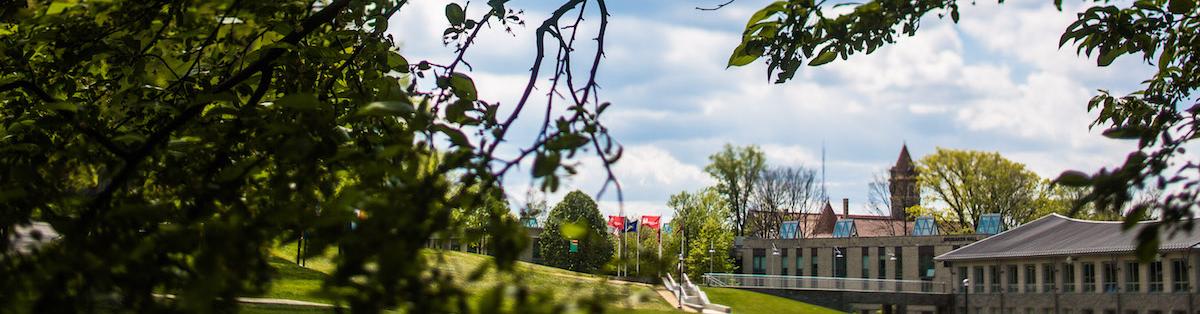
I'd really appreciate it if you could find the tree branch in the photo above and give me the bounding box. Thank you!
[79,0,354,230]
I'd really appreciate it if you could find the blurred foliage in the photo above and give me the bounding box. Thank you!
[0,0,617,312]
[539,191,614,274]
[731,0,1200,260]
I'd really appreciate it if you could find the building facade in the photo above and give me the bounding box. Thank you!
[937,214,1200,314]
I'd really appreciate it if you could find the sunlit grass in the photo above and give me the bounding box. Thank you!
[258,244,677,313]
[703,286,845,314]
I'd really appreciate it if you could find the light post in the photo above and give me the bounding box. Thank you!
[834,247,844,289]
[677,221,685,309]
[962,278,970,314]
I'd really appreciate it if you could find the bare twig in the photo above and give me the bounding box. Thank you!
[696,0,736,11]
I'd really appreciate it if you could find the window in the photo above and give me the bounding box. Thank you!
[913,216,938,236]
[861,247,870,279]
[833,247,847,278]
[991,266,1002,292]
[1043,263,1056,292]
[1150,261,1164,292]
[1007,265,1019,292]
[1171,259,1189,292]
[810,248,819,276]
[532,238,542,260]
[877,247,887,279]
[977,213,1004,235]
[1063,263,1077,292]
[894,246,904,280]
[779,221,799,239]
[780,248,789,276]
[974,266,985,293]
[1025,265,1037,292]
[1103,262,1118,293]
[958,267,968,293]
[1125,262,1140,292]
[833,219,857,238]
[1083,263,1096,292]
[919,246,935,279]
[796,253,805,277]
[752,249,766,274]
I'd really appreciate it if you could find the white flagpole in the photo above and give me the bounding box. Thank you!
[636,221,641,276]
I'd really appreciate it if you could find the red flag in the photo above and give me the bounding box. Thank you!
[641,216,661,230]
[607,216,625,230]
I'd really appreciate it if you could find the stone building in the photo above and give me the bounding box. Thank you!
[937,214,1200,314]
[730,145,979,312]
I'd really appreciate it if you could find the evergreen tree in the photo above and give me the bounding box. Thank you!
[540,191,614,273]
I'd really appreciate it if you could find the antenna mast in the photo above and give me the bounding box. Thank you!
[821,141,827,202]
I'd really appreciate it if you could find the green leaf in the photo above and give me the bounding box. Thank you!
[745,1,787,28]
[1102,125,1145,139]
[276,93,320,111]
[446,3,466,26]
[37,102,77,112]
[1053,170,1092,187]
[552,133,589,150]
[47,2,77,15]
[808,49,838,66]
[1169,0,1196,14]
[435,124,472,148]
[387,51,409,73]
[449,72,478,101]
[1097,46,1127,67]
[560,221,586,239]
[488,0,507,14]
[532,152,560,178]
[357,100,415,116]
[727,42,760,67]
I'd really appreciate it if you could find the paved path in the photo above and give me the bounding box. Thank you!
[654,286,701,313]
[156,294,333,308]
[236,297,333,308]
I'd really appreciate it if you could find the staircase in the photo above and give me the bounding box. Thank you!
[663,273,731,313]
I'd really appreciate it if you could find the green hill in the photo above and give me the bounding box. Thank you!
[259,244,674,313]
[703,287,844,314]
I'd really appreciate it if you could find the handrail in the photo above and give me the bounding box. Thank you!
[700,273,949,294]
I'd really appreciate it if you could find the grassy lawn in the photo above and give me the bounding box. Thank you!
[703,287,845,314]
[252,255,334,304]
[426,250,675,313]
[257,244,677,313]
[240,303,334,314]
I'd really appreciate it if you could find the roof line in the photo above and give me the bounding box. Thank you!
[934,213,1059,261]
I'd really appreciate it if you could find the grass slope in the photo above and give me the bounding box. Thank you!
[703,287,845,314]
[260,244,675,313]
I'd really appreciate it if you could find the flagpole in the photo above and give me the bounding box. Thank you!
[636,221,641,276]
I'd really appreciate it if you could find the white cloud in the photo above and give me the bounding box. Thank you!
[388,1,1159,221]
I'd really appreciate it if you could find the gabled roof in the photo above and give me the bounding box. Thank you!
[936,214,1200,261]
[813,201,838,234]
[893,144,914,170]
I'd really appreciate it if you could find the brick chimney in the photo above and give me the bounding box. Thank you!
[842,198,849,217]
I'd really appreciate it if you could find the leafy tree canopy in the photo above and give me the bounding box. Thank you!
[730,0,1200,258]
[704,144,766,236]
[0,0,618,312]
[539,190,614,273]
[664,188,735,279]
[917,148,1043,231]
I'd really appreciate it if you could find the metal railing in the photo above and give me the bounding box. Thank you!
[702,273,949,294]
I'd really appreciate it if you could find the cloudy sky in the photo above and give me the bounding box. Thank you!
[388,0,1154,220]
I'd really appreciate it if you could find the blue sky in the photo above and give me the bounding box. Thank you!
[388,0,1156,220]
